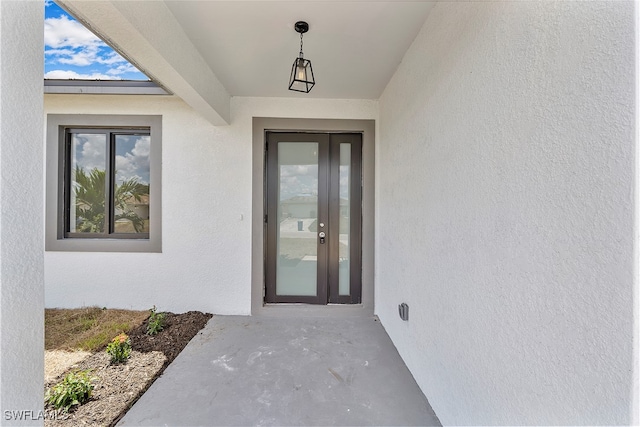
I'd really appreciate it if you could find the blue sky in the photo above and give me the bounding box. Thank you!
[44,0,148,80]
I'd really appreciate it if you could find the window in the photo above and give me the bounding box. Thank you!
[64,128,150,238]
[46,115,161,252]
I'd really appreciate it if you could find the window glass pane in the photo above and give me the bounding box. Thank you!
[276,142,319,296]
[339,143,351,296]
[70,133,107,233]
[114,134,150,234]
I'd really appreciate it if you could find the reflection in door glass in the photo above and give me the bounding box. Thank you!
[276,142,319,296]
[339,143,350,296]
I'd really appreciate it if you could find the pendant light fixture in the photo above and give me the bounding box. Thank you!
[288,21,315,93]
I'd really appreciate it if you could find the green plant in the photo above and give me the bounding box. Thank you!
[45,370,95,412]
[105,333,131,364]
[146,305,166,336]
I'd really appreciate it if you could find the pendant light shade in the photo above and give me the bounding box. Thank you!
[288,21,315,93]
[289,57,315,93]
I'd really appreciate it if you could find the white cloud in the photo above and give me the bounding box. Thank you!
[45,48,75,56]
[57,48,100,66]
[280,165,317,178]
[71,134,151,184]
[45,70,120,80]
[44,15,102,49]
[115,137,150,184]
[48,46,130,69]
[44,14,143,79]
[99,51,128,66]
[107,63,139,76]
[132,137,150,158]
[44,2,151,82]
[72,134,106,172]
[280,174,318,199]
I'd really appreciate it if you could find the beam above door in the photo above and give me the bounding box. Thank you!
[59,0,231,126]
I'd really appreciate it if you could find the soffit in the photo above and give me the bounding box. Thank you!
[164,1,436,99]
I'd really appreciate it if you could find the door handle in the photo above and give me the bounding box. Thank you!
[318,231,326,244]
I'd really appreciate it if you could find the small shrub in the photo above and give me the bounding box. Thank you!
[146,305,166,336]
[45,370,95,412]
[106,333,131,364]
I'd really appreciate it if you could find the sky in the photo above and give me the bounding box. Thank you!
[44,0,148,80]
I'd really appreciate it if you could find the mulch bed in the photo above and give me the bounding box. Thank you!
[45,311,212,427]
[129,311,213,368]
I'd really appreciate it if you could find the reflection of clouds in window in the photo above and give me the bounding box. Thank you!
[115,135,150,184]
[280,165,318,200]
[280,164,315,178]
[72,134,106,171]
[340,167,350,199]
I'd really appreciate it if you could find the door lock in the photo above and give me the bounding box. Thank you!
[318,231,326,244]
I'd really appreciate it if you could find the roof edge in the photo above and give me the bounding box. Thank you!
[44,79,171,95]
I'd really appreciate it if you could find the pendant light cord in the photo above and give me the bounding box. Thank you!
[299,33,304,59]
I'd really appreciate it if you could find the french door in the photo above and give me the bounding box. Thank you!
[265,132,362,304]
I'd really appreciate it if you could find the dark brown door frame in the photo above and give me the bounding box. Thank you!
[264,131,362,304]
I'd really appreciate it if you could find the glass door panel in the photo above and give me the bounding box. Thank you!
[276,142,318,296]
[338,143,351,296]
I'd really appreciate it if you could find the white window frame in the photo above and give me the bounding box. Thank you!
[46,114,162,252]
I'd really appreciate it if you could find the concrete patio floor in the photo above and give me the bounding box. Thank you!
[118,315,441,426]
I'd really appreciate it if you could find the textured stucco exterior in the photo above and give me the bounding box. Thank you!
[0,1,45,424]
[377,1,636,425]
[38,1,639,425]
[44,95,377,315]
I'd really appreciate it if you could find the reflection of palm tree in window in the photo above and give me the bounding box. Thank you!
[73,166,148,233]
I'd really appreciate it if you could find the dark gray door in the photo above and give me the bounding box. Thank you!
[265,132,362,304]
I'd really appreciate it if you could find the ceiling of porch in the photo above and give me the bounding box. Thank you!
[163,1,435,99]
[57,1,436,124]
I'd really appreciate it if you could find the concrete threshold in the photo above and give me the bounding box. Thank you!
[118,315,441,426]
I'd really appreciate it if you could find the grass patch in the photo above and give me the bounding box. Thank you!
[45,307,148,352]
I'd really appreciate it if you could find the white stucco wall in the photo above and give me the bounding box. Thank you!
[377,1,636,425]
[44,95,376,314]
[0,1,45,425]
